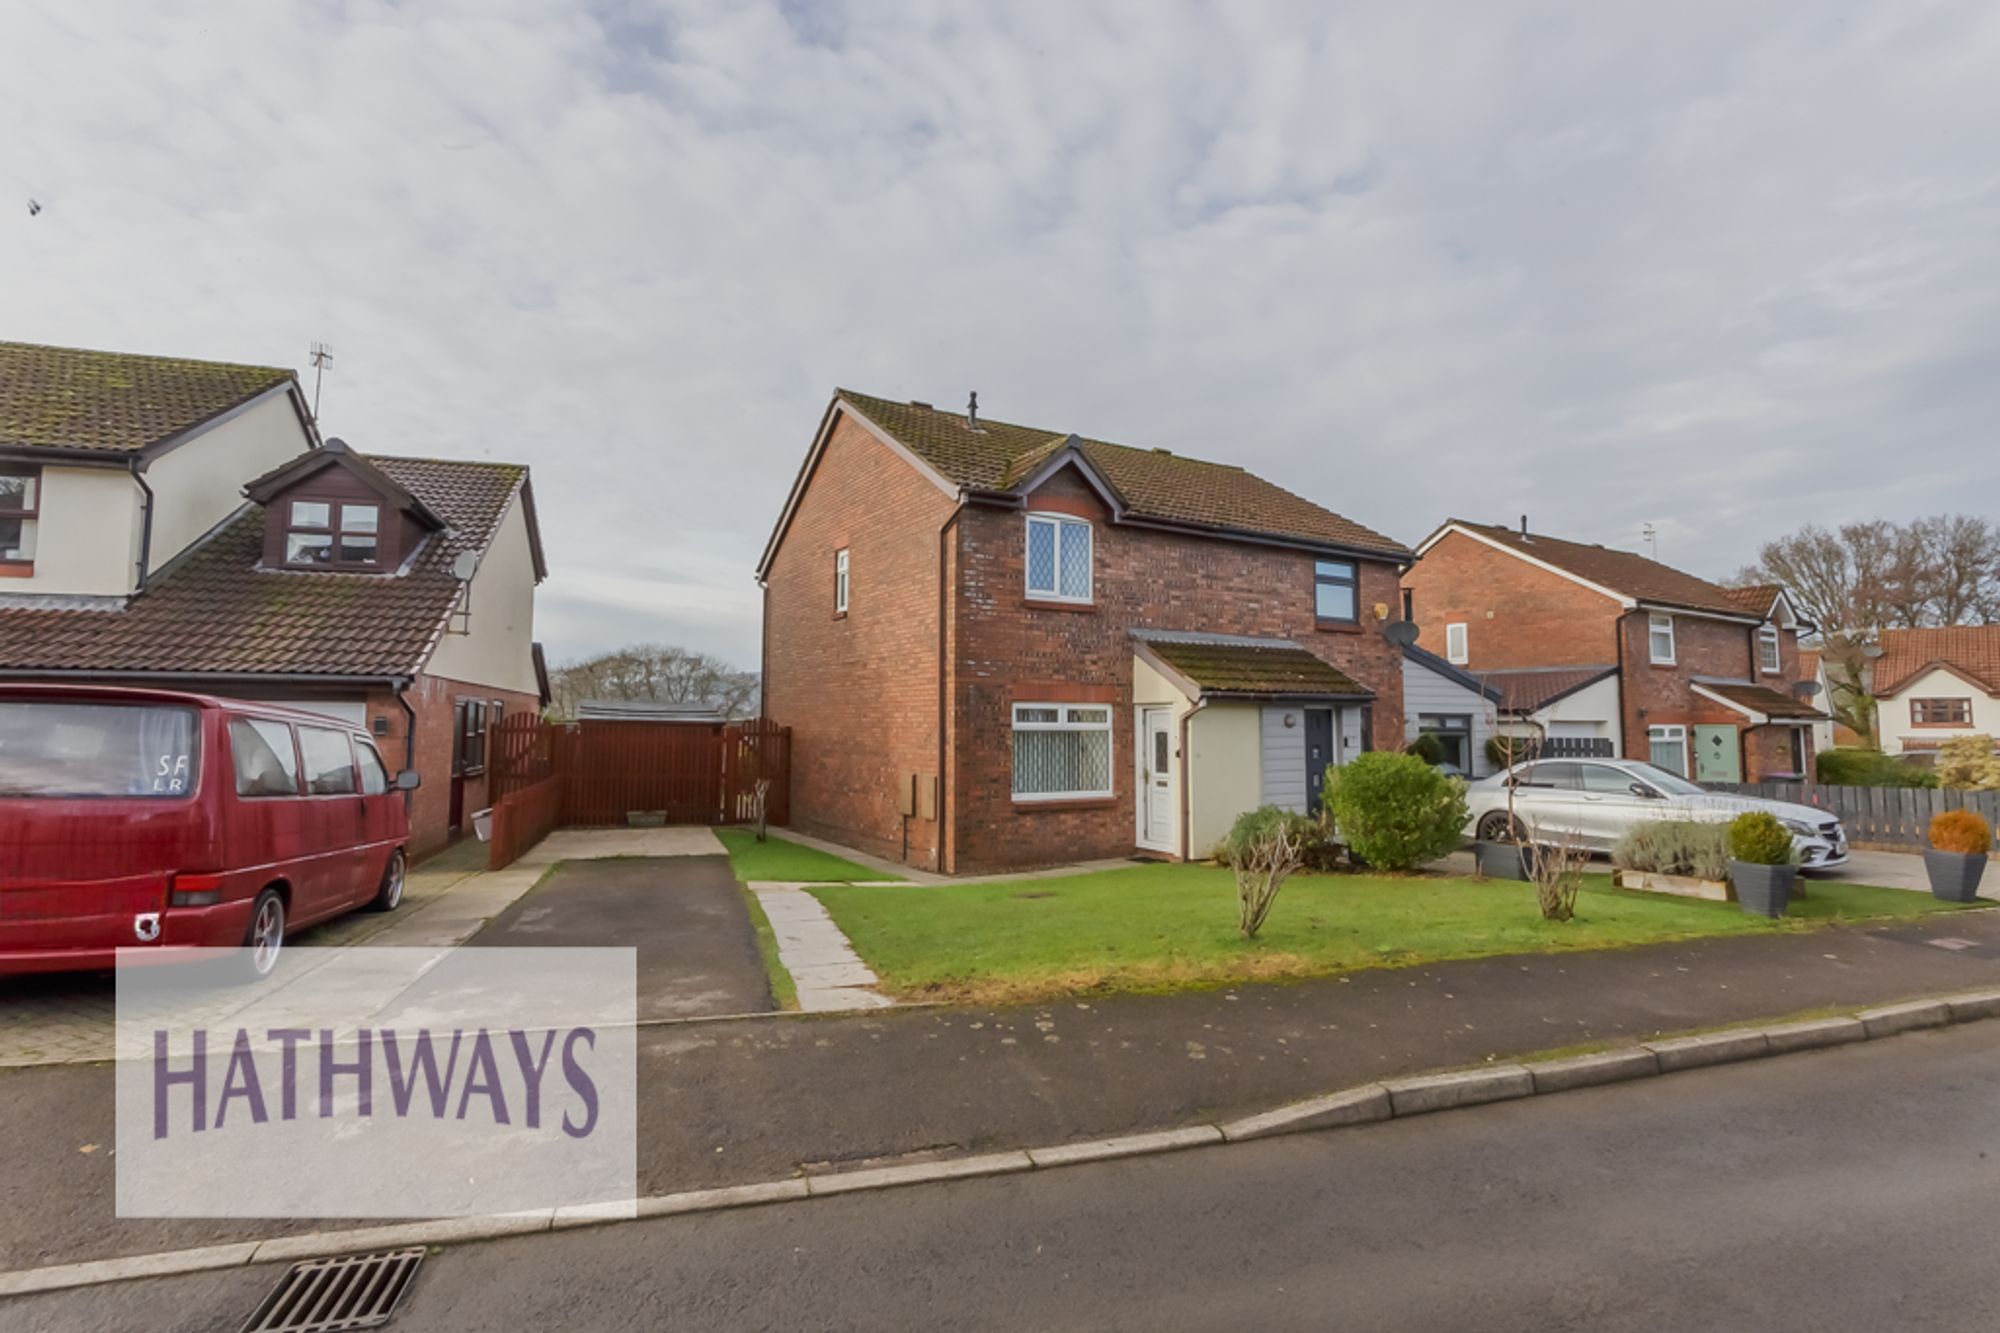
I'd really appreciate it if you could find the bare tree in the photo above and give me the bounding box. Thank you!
[548,644,759,720]
[1530,825,1591,922]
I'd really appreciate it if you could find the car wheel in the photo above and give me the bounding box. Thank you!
[240,889,286,980]
[1477,812,1523,843]
[368,850,407,912]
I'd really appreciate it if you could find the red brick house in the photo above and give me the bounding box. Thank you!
[1402,519,1824,783]
[0,340,548,856]
[758,390,1413,874]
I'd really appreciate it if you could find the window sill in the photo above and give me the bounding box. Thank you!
[1023,598,1096,613]
[1012,796,1117,812]
[1313,619,1362,635]
[832,610,847,621]
[0,561,32,579]
[1649,661,1678,669]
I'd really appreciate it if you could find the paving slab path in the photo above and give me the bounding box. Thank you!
[749,883,891,1011]
[6,905,2000,1273]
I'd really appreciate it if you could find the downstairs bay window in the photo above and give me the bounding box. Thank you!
[1011,703,1113,801]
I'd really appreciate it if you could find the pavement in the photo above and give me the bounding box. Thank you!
[475,855,773,1020]
[6,888,2000,1274]
[16,1018,2000,1331]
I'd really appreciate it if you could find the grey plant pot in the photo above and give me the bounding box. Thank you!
[1476,841,1530,881]
[1923,848,1988,903]
[1729,861,1797,918]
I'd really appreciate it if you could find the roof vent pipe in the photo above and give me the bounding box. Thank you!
[967,391,978,429]
[1519,515,1529,541]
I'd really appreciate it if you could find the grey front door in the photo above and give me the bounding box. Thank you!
[1304,708,1334,816]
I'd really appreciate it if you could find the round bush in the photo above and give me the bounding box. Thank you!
[1726,811,1795,866]
[1930,809,1993,855]
[1406,733,1446,766]
[1325,752,1470,872]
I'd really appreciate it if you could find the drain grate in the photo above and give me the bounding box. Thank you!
[242,1248,425,1333]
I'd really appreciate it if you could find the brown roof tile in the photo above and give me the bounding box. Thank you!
[1718,583,1782,616]
[0,454,529,678]
[1479,665,1618,714]
[1872,626,2000,696]
[1138,634,1370,698]
[0,341,295,455]
[840,391,1409,558]
[1443,520,1758,618]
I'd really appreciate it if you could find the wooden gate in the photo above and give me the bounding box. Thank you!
[489,713,790,828]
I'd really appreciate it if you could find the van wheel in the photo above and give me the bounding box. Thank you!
[241,889,286,980]
[369,850,407,912]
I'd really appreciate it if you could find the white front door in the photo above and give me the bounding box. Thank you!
[1139,706,1176,852]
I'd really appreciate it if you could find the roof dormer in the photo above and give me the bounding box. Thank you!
[244,438,446,574]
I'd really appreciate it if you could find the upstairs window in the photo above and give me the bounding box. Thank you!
[1025,514,1091,603]
[1648,614,1676,665]
[1913,698,1971,727]
[286,500,381,568]
[835,548,849,614]
[1758,625,1782,674]
[1314,560,1358,625]
[1445,622,1469,665]
[0,466,39,569]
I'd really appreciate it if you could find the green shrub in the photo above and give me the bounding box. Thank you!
[1815,748,1938,789]
[1486,735,1535,770]
[1612,820,1730,881]
[1406,732,1446,766]
[1324,753,1470,872]
[1726,811,1796,866]
[1216,805,1318,937]
[1936,735,2000,791]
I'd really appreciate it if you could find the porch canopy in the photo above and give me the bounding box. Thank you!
[1131,629,1374,704]
[1691,678,1827,724]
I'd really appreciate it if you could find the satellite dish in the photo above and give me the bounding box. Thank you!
[1382,620,1420,648]
[1791,680,1821,699]
[451,552,478,582]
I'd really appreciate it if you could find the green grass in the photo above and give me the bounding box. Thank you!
[714,828,900,883]
[812,864,1977,1005]
[740,887,800,1011]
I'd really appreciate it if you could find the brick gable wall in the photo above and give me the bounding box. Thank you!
[761,414,954,865]
[1402,529,1623,670]
[946,465,1405,874]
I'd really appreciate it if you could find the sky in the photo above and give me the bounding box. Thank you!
[3,2,1997,672]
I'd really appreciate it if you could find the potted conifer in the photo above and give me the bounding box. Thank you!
[1727,811,1797,919]
[1924,810,1992,903]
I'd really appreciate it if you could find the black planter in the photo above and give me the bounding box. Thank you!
[1730,860,1797,918]
[1476,840,1530,881]
[1924,848,1988,903]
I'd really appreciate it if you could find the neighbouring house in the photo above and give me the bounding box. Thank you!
[1481,664,1623,758]
[0,340,548,855]
[1870,627,2000,760]
[1400,643,1503,777]
[757,390,1414,874]
[1402,519,1825,783]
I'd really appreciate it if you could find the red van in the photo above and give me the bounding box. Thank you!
[0,685,418,978]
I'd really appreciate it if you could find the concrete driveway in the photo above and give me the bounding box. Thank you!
[471,856,774,1020]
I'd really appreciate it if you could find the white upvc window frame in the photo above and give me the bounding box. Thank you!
[1648,613,1676,665]
[1648,723,1689,777]
[1024,513,1093,604]
[1445,622,1469,665]
[1758,624,1781,675]
[1010,701,1114,801]
[834,548,849,614]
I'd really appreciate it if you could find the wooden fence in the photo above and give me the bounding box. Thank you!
[487,774,565,871]
[1702,781,2000,848]
[489,713,790,831]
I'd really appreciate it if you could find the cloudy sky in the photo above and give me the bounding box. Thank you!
[4,2,1996,669]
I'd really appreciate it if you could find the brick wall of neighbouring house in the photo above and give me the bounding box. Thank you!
[366,674,541,861]
[761,413,955,866]
[1402,529,1623,670]
[1622,613,1754,768]
[946,464,1407,874]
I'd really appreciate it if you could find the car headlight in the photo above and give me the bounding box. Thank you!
[1781,818,1817,838]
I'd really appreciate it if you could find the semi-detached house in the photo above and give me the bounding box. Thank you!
[758,391,1414,875]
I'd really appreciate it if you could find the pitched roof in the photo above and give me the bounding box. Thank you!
[1718,583,1782,617]
[1401,643,1503,702]
[835,391,1410,559]
[1479,665,1619,714]
[1692,678,1826,721]
[0,341,295,456]
[1872,627,2000,696]
[0,454,533,679]
[1133,631,1370,699]
[1430,521,1761,619]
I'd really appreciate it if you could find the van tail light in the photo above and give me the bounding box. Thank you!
[169,874,225,908]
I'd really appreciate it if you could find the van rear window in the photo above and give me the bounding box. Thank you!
[0,702,198,798]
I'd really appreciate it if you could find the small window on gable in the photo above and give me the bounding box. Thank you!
[835,548,849,614]
[286,499,383,569]
[1025,514,1091,603]
[1758,625,1781,675]
[1445,623,1469,665]
[1649,614,1676,665]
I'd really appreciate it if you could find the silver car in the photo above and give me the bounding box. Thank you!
[1464,758,1850,870]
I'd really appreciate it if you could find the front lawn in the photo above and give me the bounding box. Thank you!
[714,827,901,883]
[812,864,1973,1004]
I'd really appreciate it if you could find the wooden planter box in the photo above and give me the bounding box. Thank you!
[1614,868,1732,902]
